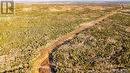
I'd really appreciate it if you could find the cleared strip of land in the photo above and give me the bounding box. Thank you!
[31,9,120,73]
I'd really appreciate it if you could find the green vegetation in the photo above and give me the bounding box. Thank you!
[0,4,112,72]
[51,13,130,73]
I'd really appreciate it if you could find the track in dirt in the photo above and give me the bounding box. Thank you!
[31,9,121,73]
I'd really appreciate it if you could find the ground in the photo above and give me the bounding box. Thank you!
[50,12,130,73]
[0,4,115,73]
[0,3,129,73]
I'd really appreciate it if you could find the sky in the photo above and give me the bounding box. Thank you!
[13,0,130,2]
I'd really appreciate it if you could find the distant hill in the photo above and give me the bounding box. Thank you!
[14,1,130,4]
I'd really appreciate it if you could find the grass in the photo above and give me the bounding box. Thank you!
[51,13,130,73]
[0,4,114,72]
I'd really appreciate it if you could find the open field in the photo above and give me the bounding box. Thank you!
[38,8,120,73]
[50,12,130,73]
[0,3,119,73]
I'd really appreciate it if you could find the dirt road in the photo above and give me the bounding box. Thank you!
[31,9,120,73]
